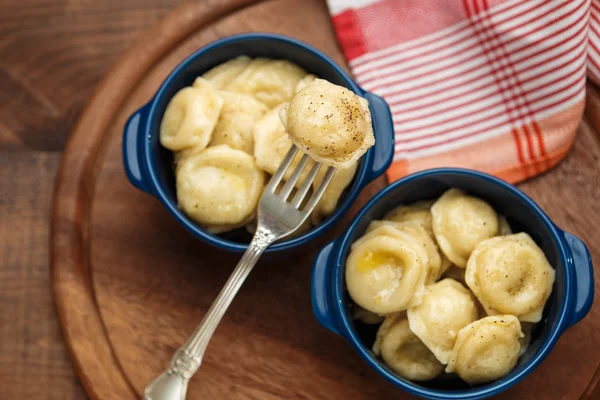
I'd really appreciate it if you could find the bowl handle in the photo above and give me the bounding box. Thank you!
[362,92,394,183]
[563,231,594,328]
[311,241,342,335]
[123,103,151,194]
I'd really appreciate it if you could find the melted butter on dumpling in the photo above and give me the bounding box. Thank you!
[367,221,442,284]
[160,77,223,151]
[176,145,264,226]
[202,55,252,89]
[346,226,429,314]
[465,233,555,323]
[407,279,479,364]
[432,189,499,268]
[226,58,306,108]
[253,104,315,187]
[383,200,435,237]
[446,315,523,384]
[279,79,375,169]
[208,91,268,154]
[373,314,444,381]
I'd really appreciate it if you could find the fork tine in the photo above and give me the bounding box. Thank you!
[302,166,336,213]
[290,162,322,208]
[265,145,298,193]
[278,153,310,200]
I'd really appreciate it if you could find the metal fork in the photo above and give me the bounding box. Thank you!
[144,145,335,400]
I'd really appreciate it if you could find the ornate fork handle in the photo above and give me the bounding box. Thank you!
[144,227,276,400]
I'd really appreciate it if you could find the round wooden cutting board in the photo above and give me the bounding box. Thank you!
[50,0,600,399]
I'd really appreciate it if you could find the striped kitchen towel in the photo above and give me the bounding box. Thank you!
[327,0,595,183]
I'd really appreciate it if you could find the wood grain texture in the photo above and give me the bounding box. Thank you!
[49,1,600,400]
[0,153,86,400]
[0,0,181,151]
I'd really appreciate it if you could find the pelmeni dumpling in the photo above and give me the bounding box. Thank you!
[373,314,444,381]
[279,79,375,169]
[366,221,442,284]
[311,162,357,224]
[446,315,523,384]
[407,279,479,364]
[176,145,264,226]
[202,55,252,89]
[205,212,256,234]
[353,304,384,325]
[383,200,435,237]
[346,226,429,314]
[432,189,499,268]
[208,91,268,154]
[253,104,314,187]
[226,58,306,108]
[160,78,223,151]
[295,73,317,93]
[465,233,555,323]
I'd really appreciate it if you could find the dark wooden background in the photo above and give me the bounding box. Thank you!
[2,1,600,399]
[0,1,181,398]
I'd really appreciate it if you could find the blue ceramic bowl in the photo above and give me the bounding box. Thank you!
[312,168,594,400]
[122,33,394,253]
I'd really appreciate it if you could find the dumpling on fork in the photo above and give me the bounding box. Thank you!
[279,79,375,169]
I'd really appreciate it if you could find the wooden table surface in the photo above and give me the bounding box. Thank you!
[0,1,180,398]
[2,1,600,400]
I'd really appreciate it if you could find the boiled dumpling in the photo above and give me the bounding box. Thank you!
[202,55,252,89]
[446,315,523,384]
[208,91,269,154]
[176,145,264,227]
[432,189,499,268]
[311,162,357,224]
[346,225,429,314]
[226,58,306,108]
[279,79,375,169]
[160,77,223,151]
[204,212,256,234]
[373,314,444,381]
[253,104,314,187]
[366,221,442,284]
[383,200,435,237]
[407,279,479,364]
[353,304,384,325]
[465,233,555,323]
[296,73,317,93]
